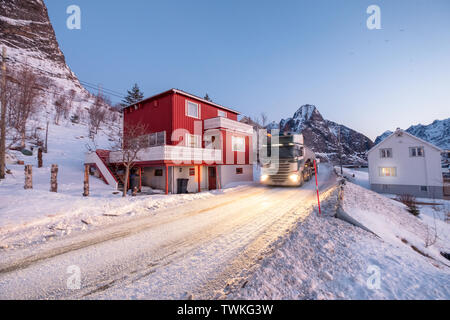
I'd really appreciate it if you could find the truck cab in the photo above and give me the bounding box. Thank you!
[260,133,316,187]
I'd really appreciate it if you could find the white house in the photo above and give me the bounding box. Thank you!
[368,128,444,199]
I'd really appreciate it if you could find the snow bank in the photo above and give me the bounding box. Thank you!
[342,182,450,264]
[229,182,450,300]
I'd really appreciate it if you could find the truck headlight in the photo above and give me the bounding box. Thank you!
[289,173,299,182]
[261,175,269,182]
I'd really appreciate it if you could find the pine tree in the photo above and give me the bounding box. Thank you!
[204,93,212,102]
[122,83,144,106]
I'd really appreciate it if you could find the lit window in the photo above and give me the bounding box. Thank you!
[380,148,392,158]
[218,110,227,118]
[187,101,199,118]
[186,134,201,148]
[379,167,397,177]
[232,136,245,152]
[409,147,424,157]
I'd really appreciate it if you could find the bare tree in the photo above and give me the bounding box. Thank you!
[53,94,68,125]
[260,112,268,127]
[65,89,76,119]
[88,95,107,137]
[7,65,42,148]
[113,122,149,197]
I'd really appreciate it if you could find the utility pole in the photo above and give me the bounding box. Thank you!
[0,47,7,180]
[338,126,343,175]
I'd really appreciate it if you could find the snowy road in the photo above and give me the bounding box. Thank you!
[0,165,336,300]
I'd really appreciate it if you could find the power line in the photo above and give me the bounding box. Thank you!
[4,57,127,100]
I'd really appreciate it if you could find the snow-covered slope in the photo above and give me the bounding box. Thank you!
[228,181,450,300]
[268,105,374,165]
[0,0,95,117]
[375,118,450,149]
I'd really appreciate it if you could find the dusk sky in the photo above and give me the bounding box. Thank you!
[45,0,450,140]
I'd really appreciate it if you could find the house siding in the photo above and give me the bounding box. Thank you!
[368,131,444,198]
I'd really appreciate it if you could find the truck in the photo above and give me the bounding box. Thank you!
[260,133,317,187]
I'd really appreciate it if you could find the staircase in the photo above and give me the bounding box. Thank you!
[96,150,127,190]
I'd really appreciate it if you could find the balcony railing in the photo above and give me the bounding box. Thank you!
[109,145,222,164]
[204,117,254,135]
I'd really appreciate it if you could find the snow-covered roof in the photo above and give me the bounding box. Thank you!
[367,129,443,154]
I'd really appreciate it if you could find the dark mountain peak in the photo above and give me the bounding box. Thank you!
[292,104,322,122]
[374,130,393,144]
[272,105,373,165]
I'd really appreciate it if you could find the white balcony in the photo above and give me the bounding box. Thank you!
[109,145,222,164]
[204,117,254,135]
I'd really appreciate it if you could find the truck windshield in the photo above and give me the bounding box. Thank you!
[279,145,295,158]
[263,136,303,159]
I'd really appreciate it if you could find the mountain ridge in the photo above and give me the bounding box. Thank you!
[266,105,374,164]
[374,118,450,150]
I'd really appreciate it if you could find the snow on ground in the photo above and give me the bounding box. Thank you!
[337,166,450,244]
[0,121,249,249]
[342,182,449,264]
[338,166,370,189]
[229,181,450,300]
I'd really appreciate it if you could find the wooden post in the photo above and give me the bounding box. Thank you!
[37,147,43,168]
[83,164,89,197]
[44,120,49,153]
[24,165,32,189]
[139,167,142,192]
[0,47,7,180]
[50,164,58,192]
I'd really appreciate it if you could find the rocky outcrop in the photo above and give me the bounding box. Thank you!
[266,105,374,165]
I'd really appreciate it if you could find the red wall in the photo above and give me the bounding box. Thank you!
[123,92,173,144]
[123,90,251,164]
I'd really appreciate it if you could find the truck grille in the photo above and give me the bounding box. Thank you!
[270,161,293,182]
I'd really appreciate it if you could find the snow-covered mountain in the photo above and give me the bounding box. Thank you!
[374,130,393,145]
[374,118,450,150]
[0,0,92,113]
[267,105,374,164]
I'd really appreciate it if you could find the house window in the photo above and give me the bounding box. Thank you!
[379,167,397,177]
[236,168,243,174]
[380,148,392,158]
[189,168,195,176]
[232,136,245,152]
[186,134,201,148]
[420,186,428,192]
[218,110,227,118]
[409,146,424,157]
[147,131,166,147]
[186,101,200,118]
[155,169,163,177]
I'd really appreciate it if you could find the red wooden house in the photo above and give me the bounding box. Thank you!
[85,89,254,194]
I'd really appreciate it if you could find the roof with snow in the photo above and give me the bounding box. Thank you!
[367,129,443,154]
